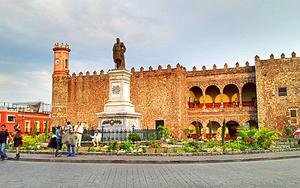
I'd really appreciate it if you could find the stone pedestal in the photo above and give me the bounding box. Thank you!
[96,69,142,130]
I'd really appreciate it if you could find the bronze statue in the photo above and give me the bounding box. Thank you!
[113,38,126,69]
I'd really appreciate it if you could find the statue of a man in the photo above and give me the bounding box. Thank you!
[113,38,126,69]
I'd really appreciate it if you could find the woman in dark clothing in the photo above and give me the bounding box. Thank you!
[13,124,22,160]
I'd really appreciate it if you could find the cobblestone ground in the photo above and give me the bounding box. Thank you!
[0,159,299,188]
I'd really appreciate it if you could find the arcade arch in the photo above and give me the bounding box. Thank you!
[223,84,239,107]
[242,83,257,107]
[188,86,204,108]
[226,121,239,139]
[190,121,203,139]
[246,120,258,129]
[205,85,221,108]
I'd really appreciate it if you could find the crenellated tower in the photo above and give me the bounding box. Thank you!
[51,43,71,126]
[53,43,70,76]
[255,52,300,131]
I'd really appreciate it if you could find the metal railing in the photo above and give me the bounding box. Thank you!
[81,129,160,142]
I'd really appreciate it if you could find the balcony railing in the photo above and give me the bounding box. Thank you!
[188,101,256,109]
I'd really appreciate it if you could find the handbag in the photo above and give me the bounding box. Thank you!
[62,133,70,145]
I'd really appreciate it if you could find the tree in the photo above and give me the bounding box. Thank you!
[184,128,194,139]
[221,119,226,145]
[208,120,212,140]
[44,121,49,142]
[33,122,37,137]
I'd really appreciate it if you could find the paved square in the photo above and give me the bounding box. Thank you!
[0,158,299,188]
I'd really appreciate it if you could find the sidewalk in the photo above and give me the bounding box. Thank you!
[6,150,300,164]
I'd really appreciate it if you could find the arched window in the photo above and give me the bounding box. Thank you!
[223,84,239,107]
[226,121,239,139]
[190,121,203,139]
[205,85,221,108]
[65,59,69,69]
[188,86,203,108]
[242,83,257,107]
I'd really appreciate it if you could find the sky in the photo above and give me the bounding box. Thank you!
[0,0,300,104]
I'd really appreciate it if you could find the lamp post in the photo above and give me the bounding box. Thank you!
[132,124,135,132]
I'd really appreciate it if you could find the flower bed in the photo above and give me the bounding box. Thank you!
[6,127,300,155]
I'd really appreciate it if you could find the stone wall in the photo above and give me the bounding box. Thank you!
[51,75,69,126]
[131,64,187,138]
[255,53,300,131]
[51,52,299,138]
[52,62,260,138]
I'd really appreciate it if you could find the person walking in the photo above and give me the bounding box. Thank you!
[55,126,62,157]
[13,124,22,160]
[75,122,84,147]
[64,121,76,157]
[0,124,10,160]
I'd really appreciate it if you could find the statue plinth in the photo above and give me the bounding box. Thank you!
[96,69,142,130]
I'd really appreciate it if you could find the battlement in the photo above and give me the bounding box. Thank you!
[67,51,299,80]
[255,52,298,64]
[68,61,257,80]
[53,42,71,52]
[186,61,255,77]
[70,69,107,81]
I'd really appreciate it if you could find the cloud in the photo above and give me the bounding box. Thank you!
[0,70,52,103]
[1,0,300,103]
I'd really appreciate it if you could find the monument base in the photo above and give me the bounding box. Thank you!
[96,69,142,131]
[96,111,142,130]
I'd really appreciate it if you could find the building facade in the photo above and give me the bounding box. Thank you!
[51,43,300,139]
[0,102,51,134]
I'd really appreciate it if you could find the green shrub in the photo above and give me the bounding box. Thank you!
[107,141,120,151]
[149,140,160,148]
[254,128,281,149]
[222,140,250,152]
[184,128,194,138]
[237,127,256,141]
[127,133,141,143]
[237,127,281,150]
[284,125,293,138]
[183,141,206,152]
[140,145,147,153]
[120,141,132,151]
[88,146,103,152]
[157,125,170,140]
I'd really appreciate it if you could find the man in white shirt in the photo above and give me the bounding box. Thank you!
[75,122,84,147]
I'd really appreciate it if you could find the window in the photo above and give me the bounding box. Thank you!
[43,121,48,132]
[65,59,68,69]
[155,120,164,130]
[278,87,287,96]
[25,121,31,133]
[35,121,40,132]
[0,114,2,123]
[291,110,297,117]
[7,115,16,123]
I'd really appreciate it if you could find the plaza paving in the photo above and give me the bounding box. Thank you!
[4,150,300,163]
[0,158,300,188]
